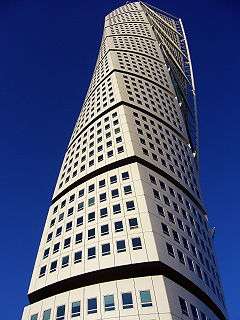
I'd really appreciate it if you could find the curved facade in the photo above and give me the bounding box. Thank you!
[22,2,227,320]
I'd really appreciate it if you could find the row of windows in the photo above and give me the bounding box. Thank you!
[30,289,153,320]
[54,171,130,214]
[179,296,212,320]
[39,237,143,277]
[166,242,223,303]
[43,217,139,260]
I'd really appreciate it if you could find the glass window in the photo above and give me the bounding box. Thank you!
[88,197,95,207]
[166,242,175,257]
[102,243,110,256]
[88,228,95,239]
[43,248,50,259]
[110,175,117,184]
[124,185,132,194]
[113,204,121,214]
[71,301,80,317]
[114,221,123,232]
[122,292,133,309]
[117,240,126,253]
[39,265,46,278]
[61,255,69,268]
[88,247,96,259]
[76,216,83,226]
[53,243,60,253]
[111,189,119,198]
[100,192,106,202]
[179,297,189,316]
[64,237,71,248]
[104,294,115,311]
[42,309,51,320]
[100,207,108,218]
[88,211,95,222]
[75,233,82,244]
[140,290,152,307]
[56,305,65,320]
[30,314,38,320]
[122,171,129,180]
[132,237,142,250]
[87,298,97,314]
[101,224,109,236]
[99,179,105,188]
[126,201,135,211]
[129,218,138,229]
[50,260,57,272]
[74,250,82,263]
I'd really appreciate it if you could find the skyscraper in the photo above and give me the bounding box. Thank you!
[22,2,227,320]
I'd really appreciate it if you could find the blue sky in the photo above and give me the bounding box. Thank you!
[0,0,239,319]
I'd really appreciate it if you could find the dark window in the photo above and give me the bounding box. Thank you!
[122,292,133,309]
[114,221,123,232]
[50,260,57,273]
[126,201,135,211]
[100,207,108,218]
[117,240,126,252]
[71,301,80,317]
[104,294,115,311]
[122,172,129,180]
[132,237,142,250]
[166,243,175,257]
[113,204,121,214]
[140,290,152,307]
[179,297,189,316]
[129,218,138,229]
[102,243,110,256]
[74,251,82,263]
[101,224,109,236]
[39,265,46,278]
[87,298,97,314]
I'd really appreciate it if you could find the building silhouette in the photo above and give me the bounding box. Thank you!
[22,2,227,320]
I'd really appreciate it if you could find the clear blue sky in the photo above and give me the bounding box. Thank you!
[0,0,239,319]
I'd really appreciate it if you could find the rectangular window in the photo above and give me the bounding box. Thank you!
[126,200,135,211]
[114,221,123,232]
[101,224,109,236]
[129,218,138,229]
[75,232,82,244]
[102,243,110,256]
[50,260,57,273]
[110,175,117,184]
[42,309,51,320]
[30,314,38,320]
[100,192,107,202]
[66,222,72,231]
[56,305,65,320]
[166,242,175,257]
[104,294,115,311]
[64,237,71,248]
[88,211,95,222]
[122,292,133,309]
[140,290,152,307]
[113,204,121,214]
[100,207,108,218]
[76,216,83,226]
[39,266,46,278]
[117,240,126,253]
[190,304,199,320]
[61,255,69,268]
[71,301,80,317]
[74,250,82,263]
[132,237,142,250]
[124,185,132,194]
[87,298,97,314]
[88,228,95,239]
[88,247,96,259]
[111,189,119,198]
[122,171,129,180]
[179,297,189,316]
[56,227,62,237]
[53,243,60,253]
[177,250,185,265]
[99,179,105,188]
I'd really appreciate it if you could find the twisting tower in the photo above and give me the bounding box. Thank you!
[22,2,227,320]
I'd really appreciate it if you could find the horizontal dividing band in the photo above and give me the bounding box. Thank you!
[52,155,206,216]
[28,261,225,320]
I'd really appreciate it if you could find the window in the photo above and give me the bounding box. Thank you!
[42,309,51,320]
[30,314,38,320]
[117,240,126,252]
[190,304,199,320]
[114,221,123,232]
[75,232,82,244]
[78,202,84,211]
[64,237,71,248]
[179,297,189,316]
[88,247,96,259]
[68,207,73,216]
[104,294,115,311]
[100,192,106,202]
[74,250,82,263]
[166,242,175,257]
[102,243,110,256]
[126,200,135,211]
[122,292,133,309]
[56,227,62,237]
[177,250,185,264]
[162,223,169,235]
[53,243,60,253]
[110,175,117,184]
[132,237,142,250]
[124,185,132,194]
[56,305,65,320]
[88,197,95,206]
[87,298,97,314]
[58,213,64,221]
[111,189,119,198]
[200,311,207,320]
[129,218,138,229]
[113,204,121,214]
[76,216,83,226]
[122,171,129,180]
[61,255,69,268]
[43,248,50,259]
[71,301,80,317]
[47,232,53,242]
[99,179,105,188]
[187,257,194,271]
[50,260,57,272]
[101,224,109,236]
[157,205,164,216]
[66,221,72,231]
[140,290,152,307]
[100,207,108,218]
[88,228,95,239]
[39,265,46,277]
[153,189,160,199]
[88,211,95,222]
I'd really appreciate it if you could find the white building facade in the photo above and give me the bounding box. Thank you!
[22,2,227,320]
